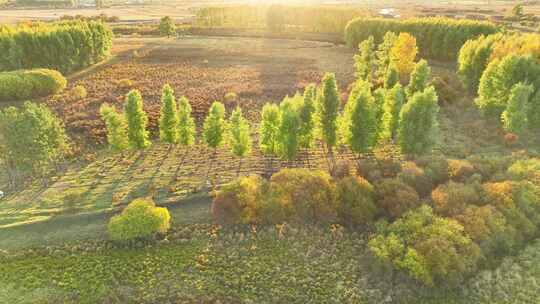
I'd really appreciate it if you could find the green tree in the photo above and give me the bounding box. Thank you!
[124,90,150,149]
[383,63,400,89]
[502,83,533,135]
[203,101,226,152]
[529,90,540,130]
[398,86,439,155]
[376,31,398,82]
[228,106,251,158]
[317,73,340,164]
[177,96,196,146]
[278,97,301,162]
[341,80,378,154]
[354,36,375,82]
[381,83,406,141]
[406,59,431,98]
[298,84,317,149]
[259,103,280,156]
[100,103,128,152]
[159,16,176,38]
[159,84,179,144]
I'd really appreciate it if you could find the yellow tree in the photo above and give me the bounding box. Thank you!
[390,33,418,80]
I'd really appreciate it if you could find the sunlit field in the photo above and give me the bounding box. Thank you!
[1,1,540,303]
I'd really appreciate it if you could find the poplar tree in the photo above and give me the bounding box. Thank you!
[177,96,196,146]
[278,97,301,162]
[228,106,251,158]
[529,90,540,130]
[502,83,533,135]
[354,36,375,82]
[380,84,406,141]
[259,103,280,156]
[341,80,378,154]
[159,84,179,144]
[124,90,150,149]
[398,86,440,155]
[298,84,317,149]
[383,63,400,89]
[317,73,340,163]
[376,31,398,82]
[100,103,128,152]
[203,101,226,153]
[406,59,431,98]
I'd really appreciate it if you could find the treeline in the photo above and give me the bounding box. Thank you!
[345,17,499,61]
[195,5,366,33]
[0,21,113,74]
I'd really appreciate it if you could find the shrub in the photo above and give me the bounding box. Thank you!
[336,176,377,226]
[507,159,540,181]
[70,85,87,100]
[429,76,458,105]
[448,159,476,182]
[159,16,176,37]
[124,90,150,149]
[431,182,482,217]
[398,161,433,197]
[0,69,66,101]
[345,17,498,60]
[270,169,338,224]
[374,178,421,219]
[117,79,134,89]
[415,155,449,185]
[368,205,481,286]
[397,86,439,155]
[108,198,171,241]
[467,155,512,182]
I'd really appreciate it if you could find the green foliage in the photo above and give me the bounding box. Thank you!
[529,90,540,130]
[383,63,399,89]
[340,80,378,154]
[99,103,128,152]
[0,101,69,177]
[317,73,340,150]
[380,83,405,140]
[259,103,280,156]
[369,205,481,286]
[374,177,421,219]
[376,31,398,83]
[298,84,317,149]
[277,96,301,161]
[431,182,482,217]
[159,16,176,37]
[398,86,439,155]
[107,198,170,241]
[203,102,226,150]
[507,159,540,181]
[398,161,433,197]
[345,17,499,60]
[457,34,501,92]
[159,84,179,144]
[0,69,66,101]
[0,21,113,74]
[336,176,377,227]
[501,83,533,135]
[227,107,251,158]
[177,96,196,146]
[406,59,431,98]
[124,90,150,149]
[354,36,375,82]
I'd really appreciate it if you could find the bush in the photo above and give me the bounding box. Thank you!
[108,198,171,241]
[431,182,482,217]
[70,85,87,100]
[415,155,449,185]
[0,69,66,101]
[448,159,476,182]
[507,159,540,181]
[345,17,498,60]
[398,161,433,197]
[467,155,513,182]
[374,178,421,219]
[429,76,458,105]
[336,176,377,226]
[369,205,481,286]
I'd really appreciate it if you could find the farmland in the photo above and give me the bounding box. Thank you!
[1,2,540,303]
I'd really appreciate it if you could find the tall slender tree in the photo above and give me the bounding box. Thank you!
[259,103,280,156]
[354,36,375,83]
[228,106,251,158]
[298,84,317,149]
[502,83,533,135]
[177,96,196,146]
[278,96,301,162]
[317,73,340,167]
[203,101,226,153]
[406,59,431,98]
[376,31,398,82]
[380,84,406,141]
[159,84,179,144]
[124,90,150,149]
[100,103,128,152]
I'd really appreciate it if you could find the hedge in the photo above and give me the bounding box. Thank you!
[344,17,499,61]
[0,69,66,101]
[0,21,113,74]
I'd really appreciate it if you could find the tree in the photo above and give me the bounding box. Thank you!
[502,83,533,135]
[159,84,179,144]
[228,106,251,158]
[317,73,340,164]
[406,59,431,98]
[341,80,378,154]
[159,16,176,38]
[512,4,524,19]
[376,31,398,83]
[398,86,439,155]
[124,90,150,149]
[383,63,399,89]
[298,84,317,149]
[99,103,128,152]
[177,96,196,146]
[203,101,226,153]
[259,103,280,156]
[390,32,418,80]
[278,96,301,162]
[381,83,406,141]
[529,90,540,130]
[354,36,375,82]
